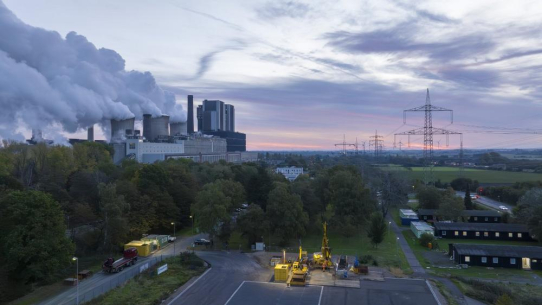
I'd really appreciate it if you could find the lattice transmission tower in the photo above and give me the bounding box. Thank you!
[334,134,356,155]
[394,89,462,185]
[369,130,384,158]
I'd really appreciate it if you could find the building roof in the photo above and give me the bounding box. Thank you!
[434,222,528,233]
[400,209,418,217]
[417,209,501,218]
[411,221,434,231]
[461,210,501,217]
[453,244,542,258]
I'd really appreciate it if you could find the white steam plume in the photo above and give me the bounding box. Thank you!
[0,1,186,141]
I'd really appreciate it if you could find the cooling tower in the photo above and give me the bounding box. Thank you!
[110,118,135,142]
[170,122,188,136]
[143,114,170,141]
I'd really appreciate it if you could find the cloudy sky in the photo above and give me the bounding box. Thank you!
[4,0,542,150]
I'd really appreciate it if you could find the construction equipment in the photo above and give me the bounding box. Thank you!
[289,245,309,286]
[313,222,333,268]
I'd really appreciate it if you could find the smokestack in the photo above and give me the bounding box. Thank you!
[187,95,194,134]
[87,126,94,142]
[143,114,152,141]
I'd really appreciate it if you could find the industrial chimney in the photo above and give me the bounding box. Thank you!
[187,95,194,134]
[87,125,94,142]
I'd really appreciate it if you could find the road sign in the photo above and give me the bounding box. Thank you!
[157,264,168,275]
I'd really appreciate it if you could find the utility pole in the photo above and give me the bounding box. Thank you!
[334,134,356,155]
[369,130,384,158]
[395,89,460,185]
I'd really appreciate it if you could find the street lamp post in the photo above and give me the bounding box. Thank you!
[388,221,391,239]
[190,215,194,235]
[396,237,400,253]
[72,257,79,305]
[171,222,176,257]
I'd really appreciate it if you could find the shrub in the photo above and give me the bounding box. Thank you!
[419,233,434,247]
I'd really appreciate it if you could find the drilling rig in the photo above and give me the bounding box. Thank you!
[312,222,333,269]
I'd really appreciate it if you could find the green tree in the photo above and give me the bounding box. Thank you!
[438,196,465,221]
[367,212,387,248]
[237,205,268,246]
[291,176,323,221]
[266,183,308,245]
[98,183,130,252]
[419,233,434,247]
[417,186,442,209]
[192,183,230,239]
[0,191,74,283]
[464,186,474,210]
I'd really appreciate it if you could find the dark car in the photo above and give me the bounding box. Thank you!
[194,238,211,246]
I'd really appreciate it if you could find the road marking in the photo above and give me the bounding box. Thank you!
[167,267,212,305]
[224,281,246,305]
[425,280,443,305]
[318,286,324,305]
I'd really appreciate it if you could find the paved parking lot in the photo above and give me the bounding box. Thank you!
[224,279,439,305]
[225,281,322,305]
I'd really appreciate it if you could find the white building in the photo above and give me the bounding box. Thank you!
[276,166,304,181]
[126,138,184,163]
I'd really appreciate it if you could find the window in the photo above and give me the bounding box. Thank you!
[518,233,523,238]
[511,258,516,264]
[465,256,470,262]
[496,232,500,237]
[533,260,538,263]
[442,231,447,236]
[509,233,513,238]
[484,232,489,237]
[424,216,427,220]
[475,232,480,237]
[494,217,498,221]
[482,257,487,263]
[474,217,478,221]
[485,217,489,221]
[463,231,467,237]
[129,143,136,149]
[455,231,459,236]
[493,257,499,263]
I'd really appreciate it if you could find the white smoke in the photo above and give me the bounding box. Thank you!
[0,1,186,141]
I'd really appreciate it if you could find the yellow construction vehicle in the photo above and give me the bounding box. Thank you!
[313,222,333,269]
[289,246,309,286]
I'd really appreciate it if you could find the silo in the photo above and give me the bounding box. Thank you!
[170,121,188,136]
[110,118,135,142]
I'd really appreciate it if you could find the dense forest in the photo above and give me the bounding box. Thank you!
[0,141,405,302]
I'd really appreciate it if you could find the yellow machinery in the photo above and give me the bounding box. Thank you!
[313,222,332,268]
[288,246,309,286]
[274,264,290,282]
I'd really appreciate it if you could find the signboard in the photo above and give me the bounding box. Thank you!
[157,264,168,275]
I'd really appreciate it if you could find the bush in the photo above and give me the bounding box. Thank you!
[419,233,434,247]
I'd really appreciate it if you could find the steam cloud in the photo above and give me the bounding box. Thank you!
[0,1,186,141]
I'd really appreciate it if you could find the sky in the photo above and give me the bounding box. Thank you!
[3,0,542,150]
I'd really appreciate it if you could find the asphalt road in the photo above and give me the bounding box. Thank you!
[167,252,440,305]
[39,233,206,305]
[456,191,513,212]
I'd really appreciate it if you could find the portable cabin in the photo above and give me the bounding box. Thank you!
[400,209,419,225]
[417,209,438,222]
[124,240,151,257]
[418,209,502,223]
[450,243,542,270]
[274,264,290,282]
[142,235,169,250]
[461,210,501,223]
[410,221,435,238]
[434,222,534,241]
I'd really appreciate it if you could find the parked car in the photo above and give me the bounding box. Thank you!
[499,205,509,211]
[168,236,177,243]
[194,238,211,246]
[241,203,249,209]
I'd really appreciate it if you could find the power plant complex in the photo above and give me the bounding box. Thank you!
[60,95,256,164]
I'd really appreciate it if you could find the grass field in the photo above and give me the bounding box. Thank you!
[86,253,206,305]
[382,166,542,184]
